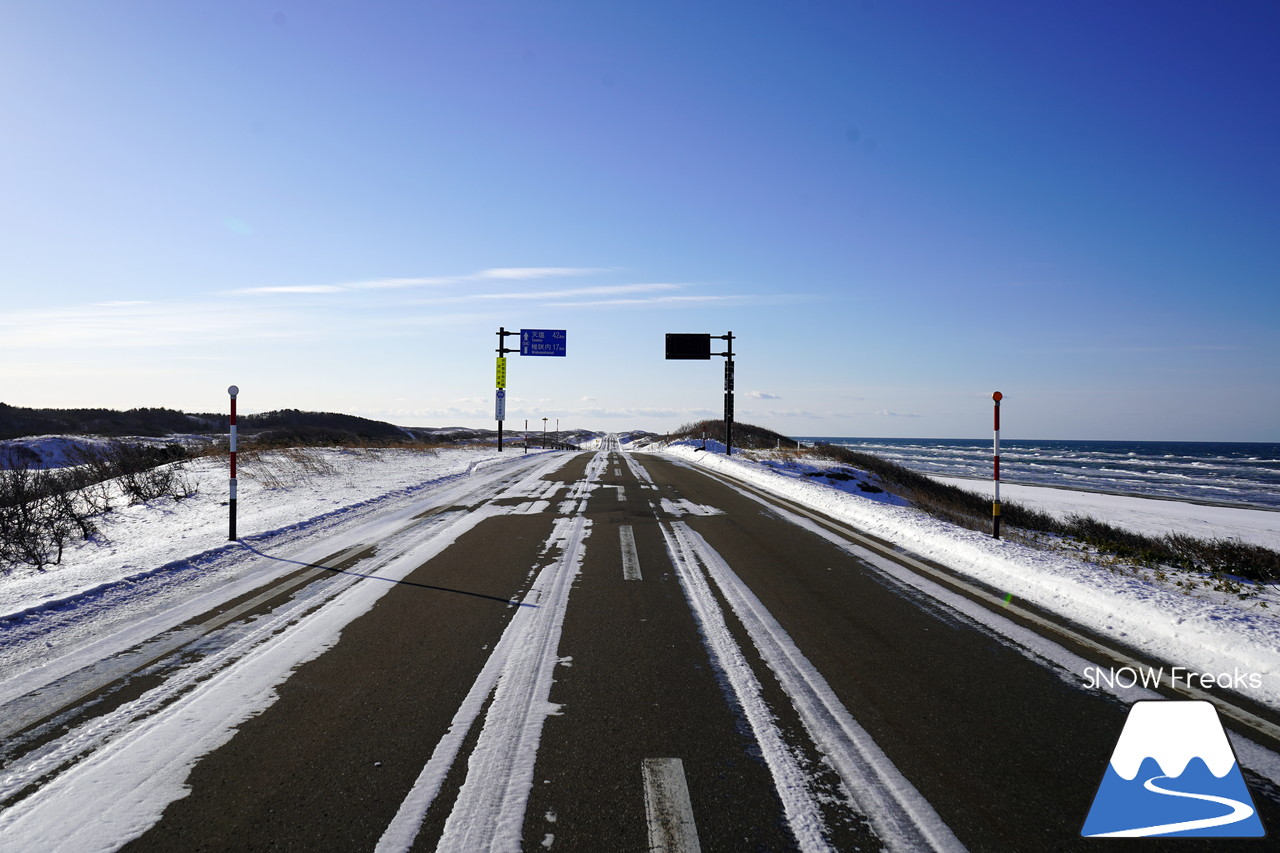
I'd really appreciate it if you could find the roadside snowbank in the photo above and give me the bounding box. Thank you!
[0,446,519,618]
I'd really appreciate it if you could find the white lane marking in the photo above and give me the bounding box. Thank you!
[642,758,702,853]
[669,522,965,853]
[659,522,830,852]
[620,525,642,581]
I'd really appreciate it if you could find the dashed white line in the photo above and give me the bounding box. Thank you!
[620,525,642,581]
[642,758,701,853]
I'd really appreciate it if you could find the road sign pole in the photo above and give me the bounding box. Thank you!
[723,331,735,456]
[228,385,239,541]
[993,391,1003,539]
[495,328,517,451]
[664,330,735,455]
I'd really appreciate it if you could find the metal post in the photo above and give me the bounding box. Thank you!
[556,418,559,449]
[228,385,239,541]
[495,327,517,451]
[542,417,548,448]
[992,391,1003,539]
[723,331,735,455]
[524,419,529,454]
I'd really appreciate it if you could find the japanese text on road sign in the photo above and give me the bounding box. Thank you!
[520,329,567,357]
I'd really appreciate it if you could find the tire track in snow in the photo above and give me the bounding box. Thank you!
[663,521,966,852]
[379,454,603,853]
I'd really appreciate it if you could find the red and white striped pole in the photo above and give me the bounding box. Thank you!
[992,391,1003,540]
[228,385,239,541]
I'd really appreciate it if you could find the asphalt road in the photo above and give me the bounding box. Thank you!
[4,446,1278,852]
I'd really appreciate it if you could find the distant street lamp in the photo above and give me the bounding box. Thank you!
[542,417,548,449]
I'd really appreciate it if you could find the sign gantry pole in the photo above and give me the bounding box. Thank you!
[720,331,735,456]
[495,328,517,451]
[493,327,565,451]
[228,385,239,541]
[663,331,736,456]
[992,391,1003,540]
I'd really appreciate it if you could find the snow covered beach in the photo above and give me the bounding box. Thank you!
[935,475,1280,551]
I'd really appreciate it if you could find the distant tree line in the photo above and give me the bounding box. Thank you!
[0,403,212,440]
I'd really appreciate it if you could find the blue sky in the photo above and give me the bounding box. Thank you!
[2,1,1277,441]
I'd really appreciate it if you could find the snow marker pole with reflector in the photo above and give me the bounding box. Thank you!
[228,385,239,541]
[992,391,1002,540]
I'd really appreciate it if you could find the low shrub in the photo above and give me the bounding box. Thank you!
[0,441,197,573]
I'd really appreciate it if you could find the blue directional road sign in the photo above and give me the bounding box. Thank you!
[520,329,567,357]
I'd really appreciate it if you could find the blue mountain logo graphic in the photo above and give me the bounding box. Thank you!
[1082,700,1266,838]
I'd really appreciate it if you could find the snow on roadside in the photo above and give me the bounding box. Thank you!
[0,447,520,617]
[934,475,1280,551]
[651,443,1280,713]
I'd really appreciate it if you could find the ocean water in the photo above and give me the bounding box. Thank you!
[797,438,1280,510]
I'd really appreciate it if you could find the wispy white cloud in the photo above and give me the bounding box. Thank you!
[476,267,608,280]
[0,301,305,349]
[546,295,734,308]
[748,390,781,400]
[405,283,685,306]
[875,410,923,418]
[569,406,686,419]
[225,267,608,296]
[377,312,502,328]
[348,276,457,290]
[232,285,347,295]
[762,409,826,418]
[1028,344,1242,354]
